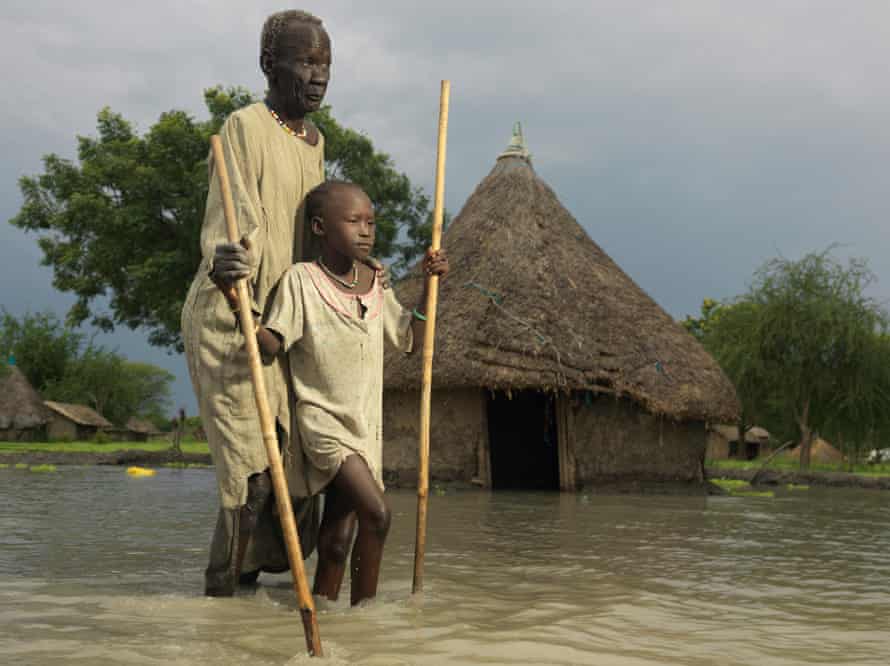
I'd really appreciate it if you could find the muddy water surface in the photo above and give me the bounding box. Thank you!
[1,466,888,665]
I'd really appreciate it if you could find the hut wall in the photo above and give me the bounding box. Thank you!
[571,396,706,484]
[382,388,486,486]
[77,425,99,440]
[0,426,45,442]
[706,432,730,460]
[47,416,78,441]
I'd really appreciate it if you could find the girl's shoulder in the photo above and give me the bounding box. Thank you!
[274,262,311,292]
[287,261,315,281]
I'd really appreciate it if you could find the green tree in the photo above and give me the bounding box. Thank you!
[390,209,451,277]
[44,346,174,426]
[818,332,890,466]
[692,249,890,470]
[688,299,777,451]
[0,309,82,392]
[1,310,173,425]
[11,86,434,352]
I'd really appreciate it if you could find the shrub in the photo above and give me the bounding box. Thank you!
[93,431,112,444]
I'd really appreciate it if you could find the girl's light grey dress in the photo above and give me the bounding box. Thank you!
[264,262,413,495]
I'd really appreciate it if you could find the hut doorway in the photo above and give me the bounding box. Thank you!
[487,391,559,490]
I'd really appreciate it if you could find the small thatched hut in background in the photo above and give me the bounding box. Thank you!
[782,437,844,465]
[0,365,49,441]
[106,417,164,442]
[383,125,739,491]
[124,417,164,442]
[44,401,113,441]
[706,424,772,460]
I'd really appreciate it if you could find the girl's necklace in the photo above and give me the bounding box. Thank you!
[317,258,359,289]
[266,103,307,139]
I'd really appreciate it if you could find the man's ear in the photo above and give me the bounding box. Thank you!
[260,53,274,79]
[311,215,325,237]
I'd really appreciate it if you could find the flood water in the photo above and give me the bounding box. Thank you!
[1,467,888,665]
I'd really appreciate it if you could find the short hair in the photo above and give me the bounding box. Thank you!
[305,180,365,221]
[260,10,325,76]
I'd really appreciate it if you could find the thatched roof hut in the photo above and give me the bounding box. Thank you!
[386,126,737,421]
[123,417,163,442]
[783,438,844,465]
[44,400,112,441]
[382,125,739,491]
[0,365,49,441]
[706,424,772,460]
[125,417,159,434]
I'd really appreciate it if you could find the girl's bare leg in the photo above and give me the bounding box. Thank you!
[313,486,356,601]
[331,455,391,605]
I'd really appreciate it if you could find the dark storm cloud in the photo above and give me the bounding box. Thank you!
[3,1,890,411]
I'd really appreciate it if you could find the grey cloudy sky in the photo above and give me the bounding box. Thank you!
[2,1,889,414]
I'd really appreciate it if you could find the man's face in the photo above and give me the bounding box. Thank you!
[315,187,376,261]
[270,22,331,116]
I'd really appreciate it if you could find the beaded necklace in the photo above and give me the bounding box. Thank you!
[266,103,307,139]
[317,258,359,289]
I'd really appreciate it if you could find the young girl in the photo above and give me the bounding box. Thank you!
[219,180,449,605]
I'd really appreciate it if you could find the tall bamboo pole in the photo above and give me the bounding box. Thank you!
[210,135,322,657]
[413,80,450,594]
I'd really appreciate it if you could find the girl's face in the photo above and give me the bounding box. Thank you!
[269,22,331,117]
[314,188,376,261]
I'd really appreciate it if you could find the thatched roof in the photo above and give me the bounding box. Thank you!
[783,438,844,464]
[0,365,49,430]
[709,424,771,443]
[125,417,161,435]
[44,401,113,428]
[384,126,740,422]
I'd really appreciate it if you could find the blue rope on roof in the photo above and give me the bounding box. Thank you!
[463,281,551,344]
[464,281,503,304]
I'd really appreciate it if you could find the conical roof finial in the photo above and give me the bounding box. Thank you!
[497,122,531,162]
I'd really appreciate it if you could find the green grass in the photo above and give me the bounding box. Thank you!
[162,461,211,469]
[711,478,751,491]
[0,463,8,469]
[707,458,890,477]
[712,477,775,498]
[787,484,810,491]
[14,463,28,469]
[29,464,57,473]
[0,440,209,455]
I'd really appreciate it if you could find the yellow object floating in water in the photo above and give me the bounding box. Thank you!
[127,466,156,477]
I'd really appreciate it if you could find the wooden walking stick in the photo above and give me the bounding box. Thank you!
[209,135,322,657]
[413,80,450,594]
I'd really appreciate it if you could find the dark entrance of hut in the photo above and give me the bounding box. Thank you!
[487,391,559,490]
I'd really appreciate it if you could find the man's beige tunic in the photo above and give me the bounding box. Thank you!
[181,102,324,509]
[264,263,413,495]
